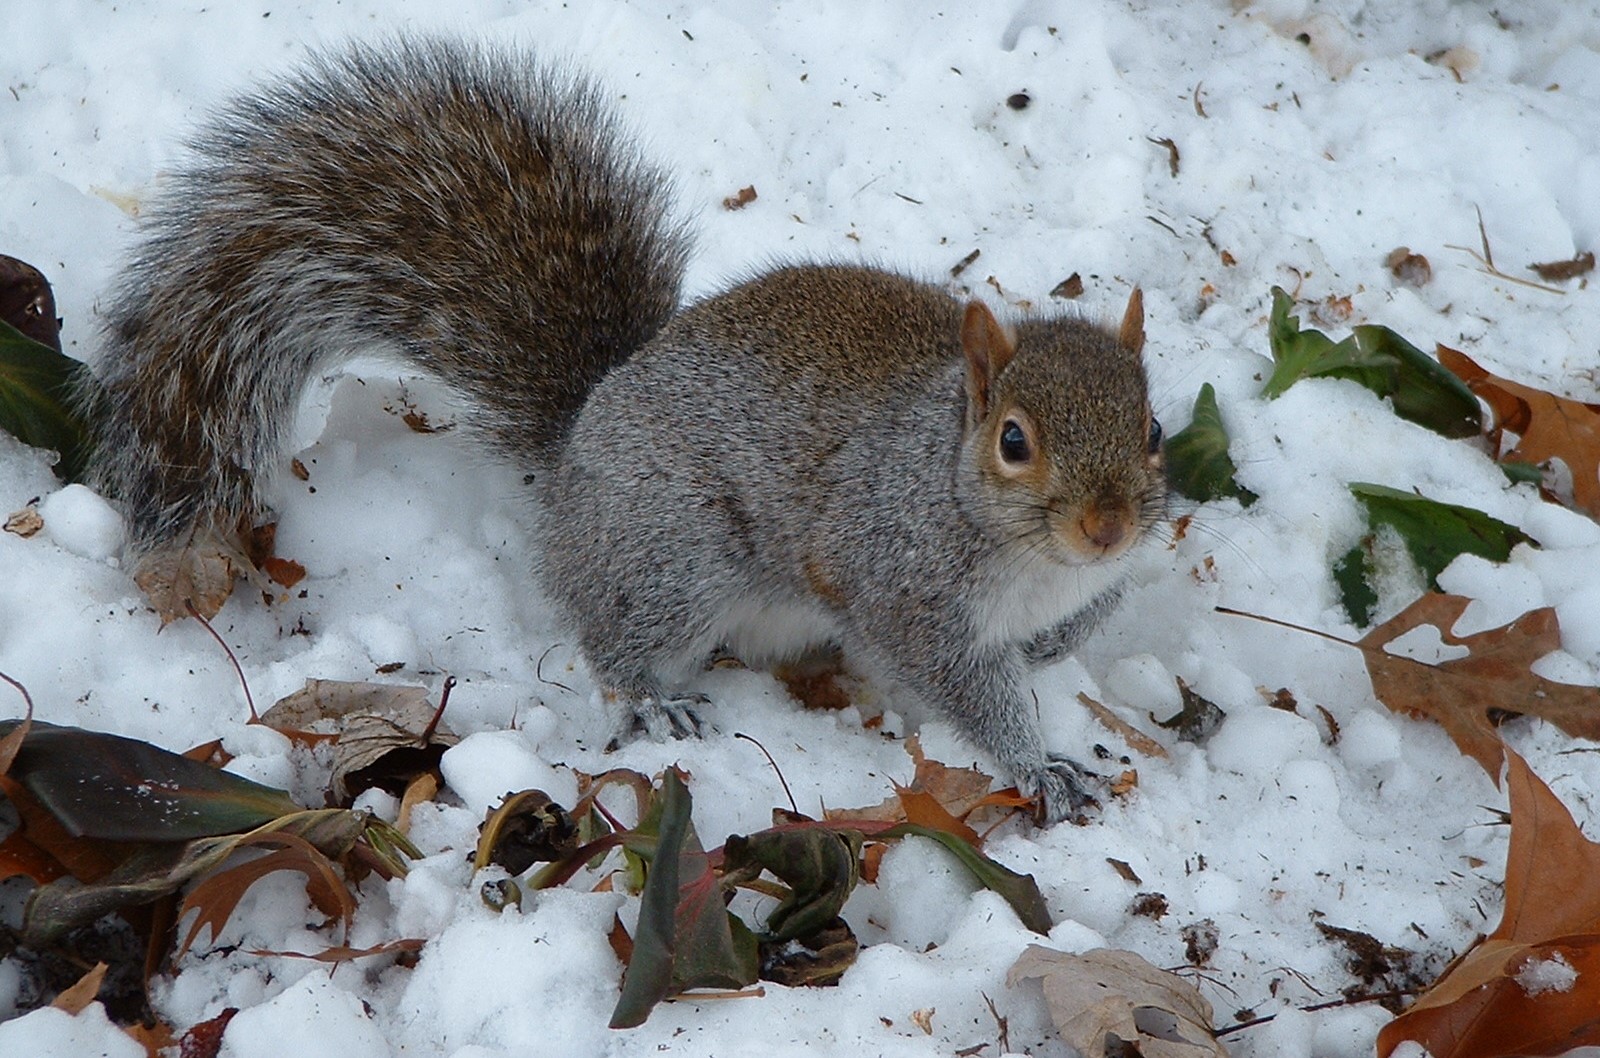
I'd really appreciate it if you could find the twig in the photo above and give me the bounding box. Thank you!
[735,732,798,814]
[186,599,258,722]
[1213,988,1418,1037]
[1444,205,1566,295]
[535,643,575,694]
[421,674,456,742]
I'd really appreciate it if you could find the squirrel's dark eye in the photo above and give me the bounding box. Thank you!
[999,420,1030,463]
[1147,418,1163,454]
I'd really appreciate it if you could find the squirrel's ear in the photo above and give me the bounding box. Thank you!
[1118,286,1145,357]
[961,301,1015,419]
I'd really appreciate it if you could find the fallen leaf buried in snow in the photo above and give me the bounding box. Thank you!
[1007,945,1227,1057]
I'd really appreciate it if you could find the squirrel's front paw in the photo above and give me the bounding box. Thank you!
[611,692,708,745]
[1027,756,1100,825]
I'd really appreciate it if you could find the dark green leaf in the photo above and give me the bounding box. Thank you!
[1259,289,1482,438]
[0,720,302,841]
[610,770,688,1028]
[610,769,756,1028]
[724,827,862,942]
[1334,542,1378,627]
[1350,483,1534,589]
[0,319,90,481]
[1164,384,1257,506]
[1260,288,1380,399]
[1499,460,1544,486]
[1348,325,1481,438]
[881,824,1052,935]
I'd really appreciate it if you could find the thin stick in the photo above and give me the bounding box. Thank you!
[186,600,258,722]
[735,731,798,814]
[1213,605,1358,648]
[1213,988,1417,1037]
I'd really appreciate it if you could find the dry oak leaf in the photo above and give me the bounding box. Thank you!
[1438,345,1600,521]
[1007,945,1227,1058]
[1359,593,1600,782]
[1378,750,1600,1058]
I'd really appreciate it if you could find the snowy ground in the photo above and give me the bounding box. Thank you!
[4,0,1600,1055]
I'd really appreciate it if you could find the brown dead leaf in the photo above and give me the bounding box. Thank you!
[50,960,107,1014]
[397,772,438,834]
[909,1007,935,1034]
[173,1007,236,1058]
[0,831,68,884]
[132,530,252,623]
[1438,345,1600,520]
[824,735,1002,830]
[1358,594,1600,783]
[4,505,42,537]
[178,832,355,958]
[261,679,458,802]
[260,556,306,589]
[722,185,758,210]
[1051,273,1085,299]
[1007,945,1228,1057]
[1386,247,1433,288]
[1378,750,1600,1057]
[1528,251,1594,282]
[123,1019,179,1058]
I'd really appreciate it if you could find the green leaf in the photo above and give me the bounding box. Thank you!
[723,827,862,942]
[0,319,90,481]
[1334,541,1378,627]
[881,824,1052,935]
[1349,483,1534,589]
[1499,460,1544,486]
[1260,289,1481,438]
[0,720,302,841]
[1164,384,1257,506]
[609,769,757,1029]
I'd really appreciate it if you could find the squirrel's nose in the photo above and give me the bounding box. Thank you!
[1080,500,1132,552]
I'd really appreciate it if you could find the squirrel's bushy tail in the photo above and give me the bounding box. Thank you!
[81,37,688,559]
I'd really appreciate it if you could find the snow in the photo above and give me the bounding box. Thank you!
[4,0,1600,1055]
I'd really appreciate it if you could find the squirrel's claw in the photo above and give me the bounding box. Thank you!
[1030,755,1100,825]
[619,692,708,743]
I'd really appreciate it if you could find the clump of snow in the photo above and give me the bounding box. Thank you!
[1517,951,1580,997]
[38,483,123,561]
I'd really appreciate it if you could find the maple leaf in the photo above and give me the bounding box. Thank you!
[823,735,1027,833]
[1357,594,1600,782]
[1438,345,1600,521]
[1378,750,1600,1058]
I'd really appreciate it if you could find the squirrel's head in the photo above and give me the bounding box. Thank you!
[958,288,1166,565]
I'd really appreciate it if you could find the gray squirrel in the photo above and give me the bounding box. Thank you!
[80,38,1168,823]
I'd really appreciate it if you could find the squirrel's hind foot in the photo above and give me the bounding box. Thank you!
[605,690,709,747]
